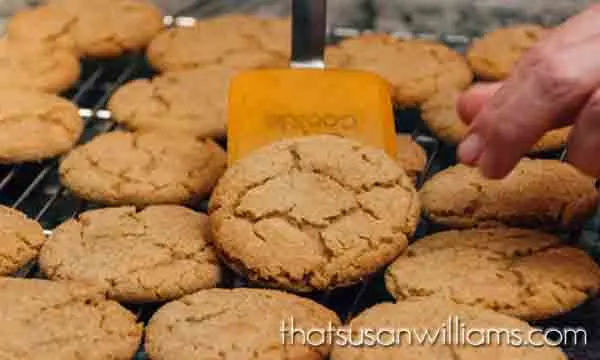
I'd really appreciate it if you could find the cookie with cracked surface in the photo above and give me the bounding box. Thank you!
[331,298,567,359]
[40,206,222,303]
[421,88,571,152]
[0,277,142,359]
[7,0,164,58]
[59,131,227,206]
[0,206,45,275]
[395,134,426,183]
[326,34,473,107]
[0,37,80,93]
[108,66,235,138]
[209,135,421,292]
[147,14,289,72]
[146,288,341,360]
[420,159,598,230]
[385,228,600,321]
[0,89,83,164]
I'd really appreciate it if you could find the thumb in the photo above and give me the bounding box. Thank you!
[458,83,503,125]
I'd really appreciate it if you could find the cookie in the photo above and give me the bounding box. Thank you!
[0,37,80,93]
[326,34,473,106]
[7,0,164,58]
[0,206,45,275]
[385,228,600,321]
[146,288,341,360]
[467,25,547,80]
[109,66,235,138]
[331,298,567,359]
[0,89,83,164]
[59,131,227,206]
[0,277,142,359]
[209,135,420,292]
[420,159,598,230]
[395,134,427,183]
[421,88,571,152]
[40,206,222,303]
[147,14,290,72]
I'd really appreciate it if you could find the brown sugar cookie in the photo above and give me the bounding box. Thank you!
[146,288,341,360]
[0,37,80,93]
[0,206,45,275]
[147,14,290,72]
[0,89,83,164]
[331,298,567,359]
[109,66,235,138]
[467,25,547,80]
[40,206,222,303]
[59,131,227,206]
[395,134,427,183]
[7,0,164,58]
[420,159,598,230]
[209,135,420,292]
[0,277,142,359]
[385,228,600,321]
[326,34,473,107]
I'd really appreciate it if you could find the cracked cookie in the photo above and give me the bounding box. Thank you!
[396,134,427,184]
[0,277,142,359]
[7,0,164,58]
[59,131,227,206]
[420,159,598,230]
[40,206,222,303]
[467,25,547,81]
[385,228,600,321]
[108,66,235,138]
[0,89,83,164]
[331,298,567,359]
[421,88,571,152]
[209,135,421,292]
[147,14,290,72]
[326,34,473,107]
[146,288,341,360]
[0,206,45,275]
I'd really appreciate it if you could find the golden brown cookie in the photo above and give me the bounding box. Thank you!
[421,88,571,152]
[331,298,567,359]
[59,131,227,206]
[40,206,222,303]
[385,228,600,321]
[147,14,290,72]
[0,89,83,164]
[0,37,80,93]
[7,0,164,58]
[420,159,598,230]
[467,25,547,80]
[146,288,341,360]
[396,134,427,183]
[0,277,142,359]
[109,66,235,138]
[326,34,473,107]
[0,206,45,275]
[210,135,420,292]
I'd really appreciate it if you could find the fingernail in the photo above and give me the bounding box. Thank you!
[458,133,485,165]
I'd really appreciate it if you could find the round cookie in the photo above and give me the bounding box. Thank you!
[0,206,45,275]
[147,14,290,72]
[109,66,235,138]
[7,0,164,58]
[421,88,571,152]
[146,288,341,360]
[59,131,227,206]
[385,228,600,321]
[395,134,427,183]
[467,25,547,80]
[0,89,83,164]
[326,34,473,107]
[209,135,421,292]
[331,298,567,359]
[40,206,222,303]
[0,37,80,93]
[0,277,142,359]
[420,159,598,230]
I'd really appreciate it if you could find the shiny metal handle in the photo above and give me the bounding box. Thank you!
[291,0,327,69]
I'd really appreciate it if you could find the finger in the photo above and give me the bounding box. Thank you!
[567,89,600,178]
[458,83,503,125]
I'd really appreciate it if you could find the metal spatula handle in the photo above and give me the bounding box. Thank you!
[291,0,327,69]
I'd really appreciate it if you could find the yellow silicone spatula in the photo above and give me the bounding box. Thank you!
[227,0,397,164]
